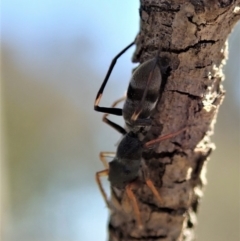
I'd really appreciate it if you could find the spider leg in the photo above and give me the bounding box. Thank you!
[95,169,109,208]
[126,183,143,228]
[94,42,134,115]
[142,162,162,204]
[145,127,187,148]
[145,178,162,204]
[99,151,115,169]
[102,96,127,135]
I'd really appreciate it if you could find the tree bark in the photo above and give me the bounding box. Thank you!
[108,1,240,241]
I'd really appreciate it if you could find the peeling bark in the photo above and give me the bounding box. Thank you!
[108,1,240,241]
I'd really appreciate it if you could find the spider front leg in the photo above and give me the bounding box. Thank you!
[94,42,134,116]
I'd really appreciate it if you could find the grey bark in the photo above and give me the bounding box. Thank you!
[108,1,240,241]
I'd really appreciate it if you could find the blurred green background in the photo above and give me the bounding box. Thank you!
[1,1,239,241]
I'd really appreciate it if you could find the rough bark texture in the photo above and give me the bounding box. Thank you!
[108,1,240,241]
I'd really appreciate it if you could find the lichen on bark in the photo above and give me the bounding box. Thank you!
[108,1,240,241]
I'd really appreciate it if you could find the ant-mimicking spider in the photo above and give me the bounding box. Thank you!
[94,42,187,226]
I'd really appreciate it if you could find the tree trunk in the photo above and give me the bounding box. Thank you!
[108,1,240,241]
